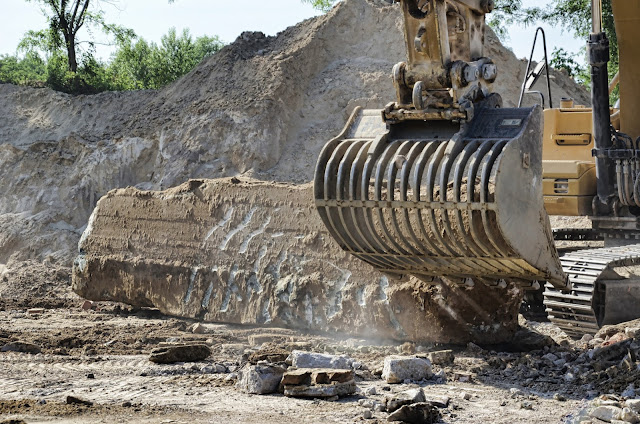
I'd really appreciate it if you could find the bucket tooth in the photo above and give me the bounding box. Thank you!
[315,106,568,289]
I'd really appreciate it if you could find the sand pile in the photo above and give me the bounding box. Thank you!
[0,0,589,265]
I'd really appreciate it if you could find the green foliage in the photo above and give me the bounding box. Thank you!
[22,1,135,74]
[302,0,338,12]
[550,47,586,81]
[1,27,224,94]
[108,28,224,90]
[0,52,47,85]
[488,0,541,40]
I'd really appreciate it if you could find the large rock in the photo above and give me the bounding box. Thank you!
[382,356,433,383]
[287,350,353,369]
[237,363,286,394]
[72,178,523,344]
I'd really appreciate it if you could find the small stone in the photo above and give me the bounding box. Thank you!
[520,400,534,410]
[453,372,473,382]
[467,342,483,353]
[359,399,374,408]
[581,334,594,343]
[433,369,446,381]
[1,341,41,354]
[382,356,432,384]
[236,363,286,394]
[122,401,132,407]
[27,308,45,315]
[286,350,353,369]
[86,373,95,379]
[385,388,425,413]
[66,395,93,406]
[553,393,566,401]
[626,399,640,413]
[426,350,454,366]
[500,400,507,406]
[620,407,639,423]
[554,358,567,368]
[622,384,636,398]
[461,392,471,401]
[510,388,524,398]
[399,342,416,354]
[190,323,206,334]
[149,344,210,364]
[625,327,640,338]
[590,405,623,422]
[363,410,373,419]
[387,402,440,424]
[424,395,449,408]
[81,300,94,311]
[365,386,377,396]
[542,353,559,362]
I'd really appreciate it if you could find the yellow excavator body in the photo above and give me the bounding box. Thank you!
[542,106,596,216]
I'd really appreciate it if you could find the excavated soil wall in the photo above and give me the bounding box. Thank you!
[73,177,523,343]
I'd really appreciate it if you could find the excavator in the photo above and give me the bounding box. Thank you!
[314,0,640,338]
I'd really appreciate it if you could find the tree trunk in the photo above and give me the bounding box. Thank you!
[65,33,78,73]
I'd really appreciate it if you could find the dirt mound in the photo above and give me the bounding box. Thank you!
[0,0,589,266]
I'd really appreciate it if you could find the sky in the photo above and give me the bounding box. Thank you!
[1,0,585,63]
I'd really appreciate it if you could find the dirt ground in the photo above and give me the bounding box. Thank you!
[0,264,602,424]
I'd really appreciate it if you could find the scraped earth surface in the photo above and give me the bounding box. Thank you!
[0,274,599,424]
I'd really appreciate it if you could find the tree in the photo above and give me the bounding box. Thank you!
[20,0,134,73]
[0,52,47,85]
[108,28,224,90]
[302,0,338,12]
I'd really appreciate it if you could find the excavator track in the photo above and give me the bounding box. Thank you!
[543,244,640,338]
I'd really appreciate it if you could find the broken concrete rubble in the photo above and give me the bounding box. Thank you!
[281,368,355,398]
